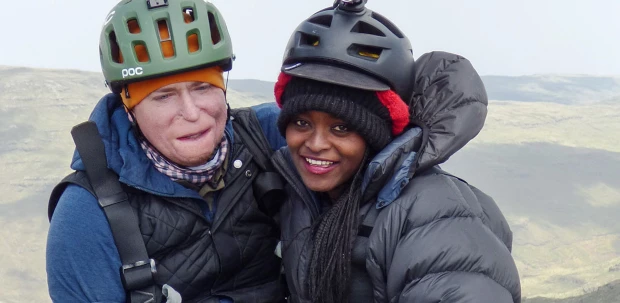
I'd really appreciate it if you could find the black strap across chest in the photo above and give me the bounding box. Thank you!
[71,121,158,302]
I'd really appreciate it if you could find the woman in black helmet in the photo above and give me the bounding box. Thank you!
[272,1,521,302]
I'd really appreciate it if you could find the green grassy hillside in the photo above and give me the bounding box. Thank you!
[1,66,619,302]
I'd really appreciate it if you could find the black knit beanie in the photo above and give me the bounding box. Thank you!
[277,77,393,152]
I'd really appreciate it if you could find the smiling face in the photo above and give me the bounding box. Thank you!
[285,110,367,200]
[131,81,227,167]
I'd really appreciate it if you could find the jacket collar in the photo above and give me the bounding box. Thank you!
[361,127,422,209]
[271,147,322,216]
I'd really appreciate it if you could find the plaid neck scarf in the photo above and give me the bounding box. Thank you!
[139,135,229,187]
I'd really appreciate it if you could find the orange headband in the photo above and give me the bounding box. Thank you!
[121,66,225,109]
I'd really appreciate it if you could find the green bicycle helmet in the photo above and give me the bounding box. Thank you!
[99,0,233,93]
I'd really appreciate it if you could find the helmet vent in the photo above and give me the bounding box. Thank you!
[127,19,141,34]
[208,12,222,44]
[157,19,175,58]
[347,44,383,61]
[183,8,198,53]
[371,12,404,38]
[187,32,199,53]
[134,43,150,62]
[183,7,195,23]
[108,31,123,63]
[299,33,320,47]
[308,15,333,28]
[351,21,385,37]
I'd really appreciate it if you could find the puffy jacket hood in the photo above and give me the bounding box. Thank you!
[363,51,488,207]
[412,51,488,170]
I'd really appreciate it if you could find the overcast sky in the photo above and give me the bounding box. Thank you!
[1,0,618,81]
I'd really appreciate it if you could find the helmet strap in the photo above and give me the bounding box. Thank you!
[225,71,231,120]
[126,107,145,141]
[124,84,131,99]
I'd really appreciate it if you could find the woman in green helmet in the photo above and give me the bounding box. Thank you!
[46,0,287,302]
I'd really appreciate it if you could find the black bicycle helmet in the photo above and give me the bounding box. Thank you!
[281,0,415,101]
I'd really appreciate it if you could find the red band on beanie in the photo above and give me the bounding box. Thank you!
[274,72,292,108]
[275,72,409,136]
[375,90,410,136]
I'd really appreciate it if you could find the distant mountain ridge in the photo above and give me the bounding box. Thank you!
[482,75,620,104]
[2,65,618,104]
[524,279,620,302]
[228,75,620,105]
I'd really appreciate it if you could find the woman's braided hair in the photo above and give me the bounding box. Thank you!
[308,149,370,303]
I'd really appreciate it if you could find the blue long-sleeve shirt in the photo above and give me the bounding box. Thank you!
[46,94,286,302]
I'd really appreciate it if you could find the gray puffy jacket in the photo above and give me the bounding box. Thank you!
[272,51,521,303]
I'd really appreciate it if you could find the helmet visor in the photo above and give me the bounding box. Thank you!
[281,62,390,92]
